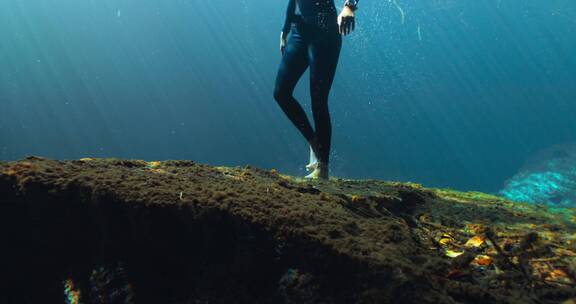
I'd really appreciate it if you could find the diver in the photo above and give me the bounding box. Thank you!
[273,0,358,180]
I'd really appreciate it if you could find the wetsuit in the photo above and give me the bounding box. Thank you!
[274,0,352,168]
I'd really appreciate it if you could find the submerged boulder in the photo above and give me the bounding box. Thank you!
[0,156,575,303]
[500,144,576,208]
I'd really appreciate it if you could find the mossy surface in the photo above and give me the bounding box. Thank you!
[0,156,574,304]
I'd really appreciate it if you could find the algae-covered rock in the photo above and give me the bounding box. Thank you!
[500,144,576,208]
[0,156,575,304]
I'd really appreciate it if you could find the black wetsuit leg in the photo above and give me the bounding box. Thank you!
[308,25,342,166]
[273,24,316,151]
[273,23,342,165]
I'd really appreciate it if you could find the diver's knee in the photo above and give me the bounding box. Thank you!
[273,87,289,103]
[311,97,329,111]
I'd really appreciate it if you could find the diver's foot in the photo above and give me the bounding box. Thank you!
[304,163,328,180]
[306,162,318,171]
[306,145,319,172]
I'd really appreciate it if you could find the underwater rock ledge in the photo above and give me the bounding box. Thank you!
[0,156,575,304]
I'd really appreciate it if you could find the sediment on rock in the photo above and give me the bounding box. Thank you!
[0,157,574,304]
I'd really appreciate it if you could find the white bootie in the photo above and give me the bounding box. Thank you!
[304,162,328,180]
[306,145,319,172]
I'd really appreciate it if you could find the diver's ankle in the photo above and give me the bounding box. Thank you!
[318,163,329,180]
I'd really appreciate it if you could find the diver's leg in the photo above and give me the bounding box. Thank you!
[306,33,342,179]
[273,30,317,153]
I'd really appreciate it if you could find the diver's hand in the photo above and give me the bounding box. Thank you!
[280,32,288,55]
[338,6,356,35]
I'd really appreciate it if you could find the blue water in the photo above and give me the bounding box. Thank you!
[1,0,575,198]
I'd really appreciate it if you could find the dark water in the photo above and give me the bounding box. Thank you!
[1,0,575,199]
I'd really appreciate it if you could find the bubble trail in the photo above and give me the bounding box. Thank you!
[389,0,405,24]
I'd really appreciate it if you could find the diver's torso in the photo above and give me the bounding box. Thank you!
[296,0,337,17]
[294,0,339,33]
